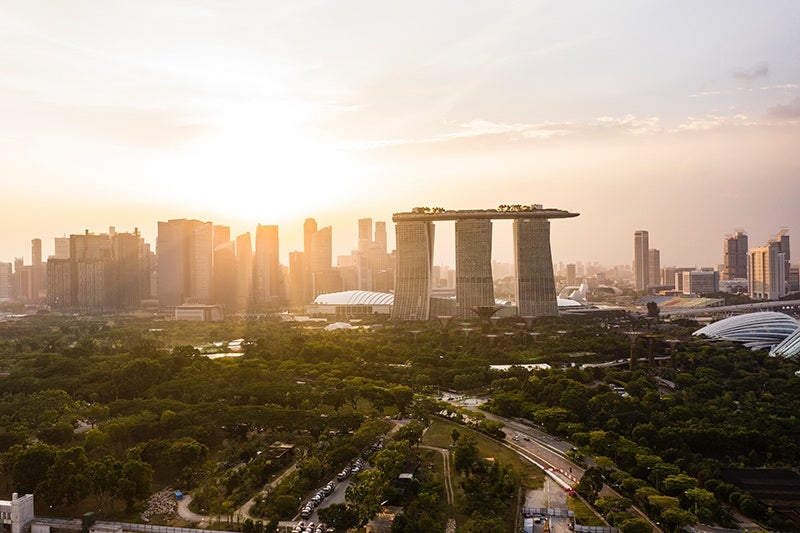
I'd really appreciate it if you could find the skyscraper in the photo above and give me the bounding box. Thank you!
[213,240,236,309]
[235,232,253,309]
[358,218,373,252]
[723,230,748,280]
[633,230,649,291]
[648,249,661,286]
[566,264,576,286]
[110,230,144,309]
[392,220,435,320]
[254,224,281,307]
[157,219,206,307]
[0,262,12,300]
[749,240,786,300]
[31,238,43,302]
[303,218,318,304]
[455,218,494,318]
[514,218,557,317]
[190,222,214,303]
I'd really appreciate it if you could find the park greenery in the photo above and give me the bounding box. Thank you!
[0,311,798,532]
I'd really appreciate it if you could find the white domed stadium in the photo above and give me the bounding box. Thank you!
[693,311,800,355]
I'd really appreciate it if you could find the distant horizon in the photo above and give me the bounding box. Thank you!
[0,208,793,275]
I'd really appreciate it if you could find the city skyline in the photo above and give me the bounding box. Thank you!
[0,214,796,275]
[1,2,799,267]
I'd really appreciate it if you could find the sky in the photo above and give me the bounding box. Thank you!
[1,1,799,269]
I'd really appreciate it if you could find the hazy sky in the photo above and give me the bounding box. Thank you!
[2,1,799,269]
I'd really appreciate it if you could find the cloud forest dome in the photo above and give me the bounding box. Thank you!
[693,311,800,354]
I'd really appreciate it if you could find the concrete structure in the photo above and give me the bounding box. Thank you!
[1,493,34,533]
[723,230,748,281]
[391,206,578,320]
[455,218,494,318]
[633,230,649,291]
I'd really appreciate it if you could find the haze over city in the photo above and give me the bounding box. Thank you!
[1,1,799,267]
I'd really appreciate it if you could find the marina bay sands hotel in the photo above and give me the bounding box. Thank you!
[391,205,579,320]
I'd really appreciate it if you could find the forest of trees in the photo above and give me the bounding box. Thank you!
[0,311,798,531]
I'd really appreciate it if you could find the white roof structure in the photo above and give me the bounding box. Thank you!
[313,290,394,306]
[693,311,800,352]
[770,327,800,358]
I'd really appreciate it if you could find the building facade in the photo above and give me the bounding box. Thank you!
[723,230,748,280]
[455,218,494,318]
[634,230,649,291]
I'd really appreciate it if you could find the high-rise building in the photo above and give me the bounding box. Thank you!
[374,221,387,254]
[775,228,791,284]
[633,230,649,291]
[213,240,236,309]
[157,219,206,307]
[213,225,231,251]
[46,258,71,309]
[682,269,719,295]
[392,220,435,320]
[566,263,576,286]
[310,226,333,297]
[254,224,281,307]
[749,234,788,300]
[303,218,318,304]
[54,237,70,260]
[455,218,494,318]
[358,218,373,252]
[514,218,557,317]
[0,262,12,300]
[723,230,748,280]
[235,232,253,309]
[648,249,661,286]
[190,222,214,303]
[70,231,113,311]
[288,251,305,309]
[112,230,145,309]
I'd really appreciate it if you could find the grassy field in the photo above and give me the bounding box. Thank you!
[422,417,544,489]
[569,496,606,526]
[421,417,546,530]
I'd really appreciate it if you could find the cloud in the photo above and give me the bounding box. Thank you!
[672,114,754,132]
[765,97,800,121]
[733,63,769,81]
[344,115,665,151]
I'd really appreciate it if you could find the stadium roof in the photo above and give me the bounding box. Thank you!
[313,290,394,306]
[693,311,800,353]
[770,327,800,358]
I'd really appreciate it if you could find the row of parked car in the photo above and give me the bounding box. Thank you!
[291,521,330,533]
[299,439,384,521]
[299,480,337,519]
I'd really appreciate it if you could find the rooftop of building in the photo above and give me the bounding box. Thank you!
[392,205,579,222]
